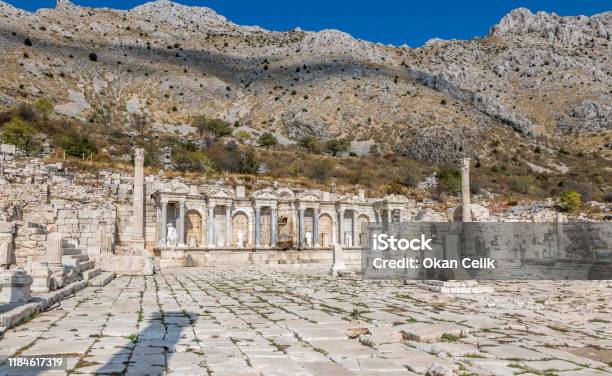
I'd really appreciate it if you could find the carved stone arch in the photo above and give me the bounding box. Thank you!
[357,213,371,246]
[231,209,251,247]
[185,209,203,247]
[275,188,296,200]
[317,213,334,247]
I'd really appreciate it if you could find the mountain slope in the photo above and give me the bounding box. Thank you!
[0,1,610,165]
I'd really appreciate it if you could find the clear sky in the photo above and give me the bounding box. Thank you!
[6,0,611,47]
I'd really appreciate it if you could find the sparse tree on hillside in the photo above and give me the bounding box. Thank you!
[33,98,53,120]
[325,138,349,156]
[299,136,319,153]
[129,113,149,132]
[258,132,277,148]
[192,115,233,138]
[91,105,113,128]
[0,117,40,154]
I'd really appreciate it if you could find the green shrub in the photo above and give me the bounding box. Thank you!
[325,138,349,156]
[0,117,40,154]
[235,130,252,143]
[57,133,97,157]
[299,136,319,152]
[559,190,582,212]
[437,167,461,194]
[207,143,258,173]
[258,132,277,147]
[192,115,232,137]
[33,98,53,120]
[172,149,211,173]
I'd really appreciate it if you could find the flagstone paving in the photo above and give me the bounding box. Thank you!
[0,267,611,375]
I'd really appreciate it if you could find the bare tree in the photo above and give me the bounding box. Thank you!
[129,112,149,132]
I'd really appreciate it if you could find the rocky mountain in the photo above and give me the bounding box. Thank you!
[0,1,610,164]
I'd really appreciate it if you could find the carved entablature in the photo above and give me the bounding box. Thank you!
[203,186,234,207]
[296,190,321,210]
[375,194,412,210]
[336,193,366,211]
[252,189,279,208]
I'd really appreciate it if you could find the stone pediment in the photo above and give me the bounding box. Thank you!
[297,190,321,202]
[205,186,235,199]
[252,188,279,200]
[337,194,365,204]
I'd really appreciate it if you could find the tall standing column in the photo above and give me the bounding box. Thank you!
[461,158,472,222]
[313,210,319,247]
[207,204,215,247]
[159,202,168,246]
[270,207,277,247]
[225,205,232,248]
[178,200,186,246]
[352,211,358,247]
[298,208,305,249]
[255,206,261,247]
[338,209,344,246]
[132,148,145,249]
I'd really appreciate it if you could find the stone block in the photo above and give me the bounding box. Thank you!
[0,270,32,303]
[29,262,51,293]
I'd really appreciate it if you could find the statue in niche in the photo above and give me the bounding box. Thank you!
[236,230,244,248]
[187,233,197,248]
[305,231,312,247]
[166,223,178,247]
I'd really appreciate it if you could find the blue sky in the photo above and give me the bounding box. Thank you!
[6,0,611,46]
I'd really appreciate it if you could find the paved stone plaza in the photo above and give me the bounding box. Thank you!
[1,267,611,375]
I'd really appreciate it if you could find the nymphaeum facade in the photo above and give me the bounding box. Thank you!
[148,178,413,266]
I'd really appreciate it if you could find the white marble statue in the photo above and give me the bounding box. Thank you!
[236,230,244,248]
[305,231,312,247]
[166,223,178,247]
[344,232,352,247]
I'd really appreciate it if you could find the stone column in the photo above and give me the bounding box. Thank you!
[461,157,472,223]
[313,210,319,247]
[159,201,168,246]
[386,210,392,232]
[207,204,215,247]
[338,209,344,246]
[46,232,64,272]
[352,211,358,247]
[132,148,145,249]
[270,207,277,247]
[298,208,305,249]
[255,206,261,247]
[178,200,186,247]
[225,205,232,248]
[330,244,346,276]
[331,220,338,245]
